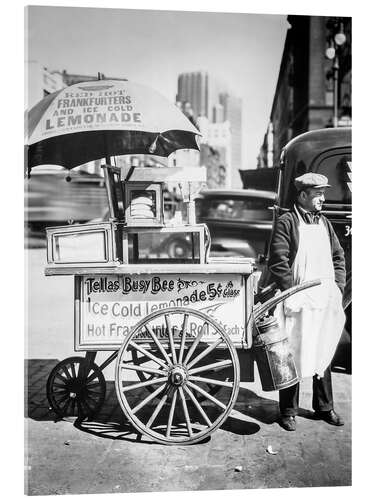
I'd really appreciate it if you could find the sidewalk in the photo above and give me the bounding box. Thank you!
[25,357,351,495]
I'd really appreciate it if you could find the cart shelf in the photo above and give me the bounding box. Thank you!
[45,260,255,276]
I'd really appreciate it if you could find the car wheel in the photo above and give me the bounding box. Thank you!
[167,239,190,259]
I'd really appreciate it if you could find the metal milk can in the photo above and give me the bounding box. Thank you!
[253,315,299,391]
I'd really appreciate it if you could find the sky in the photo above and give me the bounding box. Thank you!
[26,5,288,170]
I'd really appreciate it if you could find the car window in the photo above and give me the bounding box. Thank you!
[316,154,352,205]
[196,197,272,221]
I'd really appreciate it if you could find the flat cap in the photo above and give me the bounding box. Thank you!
[294,173,331,191]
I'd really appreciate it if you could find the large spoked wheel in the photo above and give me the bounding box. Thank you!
[47,356,106,419]
[115,307,240,445]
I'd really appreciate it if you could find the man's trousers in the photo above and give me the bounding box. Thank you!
[279,366,333,417]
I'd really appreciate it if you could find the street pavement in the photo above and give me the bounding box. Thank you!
[25,248,351,495]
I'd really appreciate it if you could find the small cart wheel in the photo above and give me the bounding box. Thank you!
[47,356,106,419]
[115,307,240,445]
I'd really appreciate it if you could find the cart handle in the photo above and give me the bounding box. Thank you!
[253,279,321,321]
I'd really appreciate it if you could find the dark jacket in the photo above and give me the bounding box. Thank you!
[268,208,346,293]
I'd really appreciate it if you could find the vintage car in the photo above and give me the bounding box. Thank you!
[195,189,276,260]
[272,127,352,370]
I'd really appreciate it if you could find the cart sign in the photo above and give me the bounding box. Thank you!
[76,274,247,349]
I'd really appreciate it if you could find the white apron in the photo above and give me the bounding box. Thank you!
[275,207,346,378]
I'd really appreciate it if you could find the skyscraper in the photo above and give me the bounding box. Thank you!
[219,92,242,185]
[176,71,223,122]
[176,71,242,187]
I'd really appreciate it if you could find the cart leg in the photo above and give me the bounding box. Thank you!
[80,351,97,379]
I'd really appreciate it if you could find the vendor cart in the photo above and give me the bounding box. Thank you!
[26,79,318,445]
[43,163,318,444]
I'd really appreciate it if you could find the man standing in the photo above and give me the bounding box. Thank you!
[268,173,346,431]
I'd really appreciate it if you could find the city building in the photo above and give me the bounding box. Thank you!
[219,92,242,185]
[176,71,222,122]
[258,15,351,168]
[200,144,227,189]
[176,71,242,188]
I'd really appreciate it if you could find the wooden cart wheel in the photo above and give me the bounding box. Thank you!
[46,356,106,419]
[115,307,240,445]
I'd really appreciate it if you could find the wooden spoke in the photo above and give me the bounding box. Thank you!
[146,393,169,429]
[54,372,69,384]
[51,381,68,390]
[70,398,77,415]
[186,381,227,410]
[70,362,77,380]
[166,390,178,438]
[129,341,169,369]
[123,376,169,392]
[178,387,193,437]
[189,359,233,375]
[54,392,70,404]
[183,322,207,365]
[145,325,172,366]
[86,381,103,390]
[51,387,67,395]
[189,375,234,388]
[60,397,72,415]
[61,365,72,380]
[131,384,166,414]
[186,337,223,369]
[81,397,94,414]
[178,314,189,364]
[77,400,86,418]
[85,393,99,407]
[86,372,97,384]
[77,398,89,416]
[183,385,212,426]
[121,363,166,376]
[165,314,177,364]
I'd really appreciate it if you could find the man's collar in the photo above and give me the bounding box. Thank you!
[296,204,308,214]
[295,204,321,224]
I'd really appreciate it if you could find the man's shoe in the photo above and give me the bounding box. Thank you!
[314,409,344,426]
[279,415,296,431]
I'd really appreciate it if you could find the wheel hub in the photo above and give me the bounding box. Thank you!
[169,366,187,386]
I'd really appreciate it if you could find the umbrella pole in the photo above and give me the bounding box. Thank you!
[97,73,118,220]
[102,156,118,220]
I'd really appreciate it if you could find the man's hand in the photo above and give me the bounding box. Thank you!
[284,292,306,314]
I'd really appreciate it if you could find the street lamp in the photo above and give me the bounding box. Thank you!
[325,19,347,127]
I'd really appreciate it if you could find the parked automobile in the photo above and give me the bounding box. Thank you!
[195,189,277,260]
